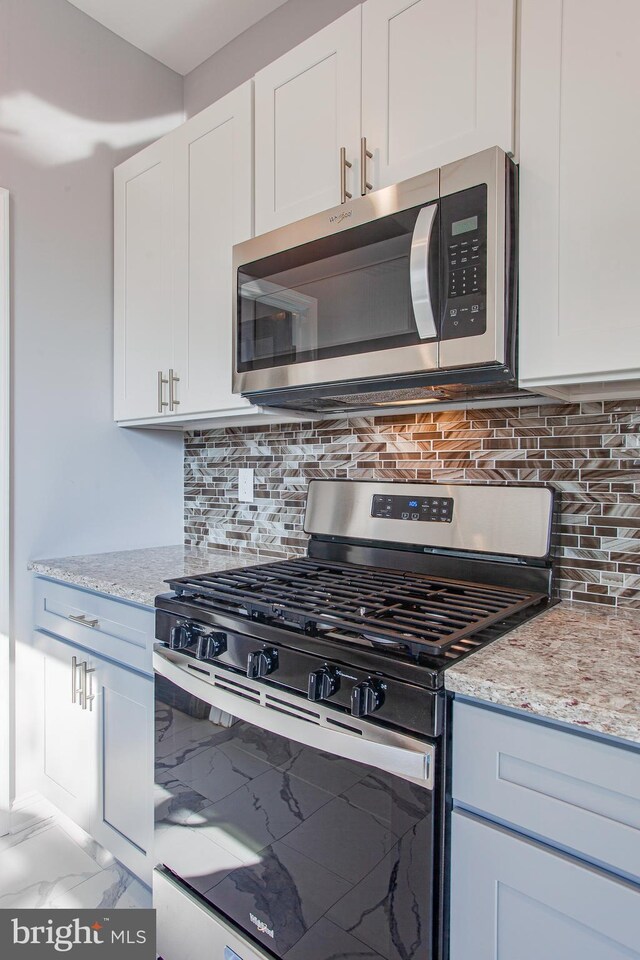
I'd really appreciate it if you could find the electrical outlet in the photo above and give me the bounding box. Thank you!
[238,468,254,503]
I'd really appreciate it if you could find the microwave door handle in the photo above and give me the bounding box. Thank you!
[410,203,438,340]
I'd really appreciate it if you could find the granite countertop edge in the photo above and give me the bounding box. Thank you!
[28,544,299,608]
[446,673,640,743]
[444,600,640,746]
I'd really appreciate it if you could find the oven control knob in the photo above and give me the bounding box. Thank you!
[195,632,227,661]
[351,681,383,718]
[247,648,278,679]
[308,668,338,702]
[169,621,193,651]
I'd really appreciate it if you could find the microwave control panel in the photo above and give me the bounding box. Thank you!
[371,494,454,523]
[440,183,487,340]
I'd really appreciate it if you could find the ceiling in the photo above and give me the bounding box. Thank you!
[66,0,289,75]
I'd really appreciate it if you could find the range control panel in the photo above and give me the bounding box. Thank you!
[371,494,454,523]
[441,183,487,341]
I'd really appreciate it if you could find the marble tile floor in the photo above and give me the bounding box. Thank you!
[0,796,151,910]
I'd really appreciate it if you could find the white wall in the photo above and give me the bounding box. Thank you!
[184,0,361,117]
[0,0,185,799]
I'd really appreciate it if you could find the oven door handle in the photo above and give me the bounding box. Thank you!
[154,648,435,790]
[409,202,438,340]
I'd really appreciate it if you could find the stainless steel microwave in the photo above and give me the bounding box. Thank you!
[232,146,518,412]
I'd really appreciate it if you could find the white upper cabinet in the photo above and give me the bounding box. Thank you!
[172,83,254,417]
[114,138,174,422]
[114,83,303,426]
[253,1,515,233]
[254,7,362,234]
[361,0,516,189]
[519,0,640,396]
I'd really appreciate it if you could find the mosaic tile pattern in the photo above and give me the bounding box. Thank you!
[184,400,640,607]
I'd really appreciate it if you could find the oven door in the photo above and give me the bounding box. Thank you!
[233,172,441,397]
[154,648,440,960]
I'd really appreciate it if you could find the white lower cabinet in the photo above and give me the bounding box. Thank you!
[36,629,153,884]
[450,810,640,960]
[40,631,96,833]
[89,651,153,883]
[451,700,640,958]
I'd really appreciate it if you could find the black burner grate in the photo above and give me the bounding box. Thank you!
[167,558,546,658]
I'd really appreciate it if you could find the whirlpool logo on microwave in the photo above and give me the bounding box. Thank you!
[0,909,155,958]
[328,209,353,225]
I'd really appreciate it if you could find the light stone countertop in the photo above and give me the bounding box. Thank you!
[29,547,640,743]
[445,600,640,744]
[28,544,293,608]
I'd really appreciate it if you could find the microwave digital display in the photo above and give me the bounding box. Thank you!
[451,215,478,236]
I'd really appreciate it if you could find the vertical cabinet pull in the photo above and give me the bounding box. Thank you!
[71,656,96,711]
[339,147,352,204]
[71,656,79,704]
[169,369,180,411]
[157,371,169,414]
[360,137,373,195]
[80,663,96,712]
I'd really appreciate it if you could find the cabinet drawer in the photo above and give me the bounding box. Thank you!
[450,810,640,960]
[452,700,640,881]
[34,577,154,676]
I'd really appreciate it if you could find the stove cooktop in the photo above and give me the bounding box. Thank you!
[159,481,556,694]
[167,557,547,661]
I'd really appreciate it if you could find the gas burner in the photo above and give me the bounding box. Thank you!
[167,556,548,661]
[158,480,556,684]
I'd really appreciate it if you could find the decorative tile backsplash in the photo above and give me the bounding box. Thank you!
[184,400,640,607]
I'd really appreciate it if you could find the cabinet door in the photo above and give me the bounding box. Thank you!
[254,7,361,234]
[39,632,96,832]
[450,811,640,960]
[172,82,254,417]
[114,138,174,421]
[361,0,515,189]
[89,653,154,883]
[519,0,640,389]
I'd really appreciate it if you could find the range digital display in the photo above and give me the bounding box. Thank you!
[371,494,454,523]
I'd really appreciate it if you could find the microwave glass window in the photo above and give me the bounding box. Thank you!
[237,204,439,372]
[451,215,478,236]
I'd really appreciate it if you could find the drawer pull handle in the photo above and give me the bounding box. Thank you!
[68,613,100,629]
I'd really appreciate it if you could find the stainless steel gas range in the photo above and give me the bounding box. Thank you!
[153,480,556,960]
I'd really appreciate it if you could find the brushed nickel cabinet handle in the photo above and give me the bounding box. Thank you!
[360,137,373,195]
[157,370,169,413]
[68,613,100,629]
[71,655,79,704]
[169,369,180,411]
[340,147,352,204]
[79,663,96,711]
